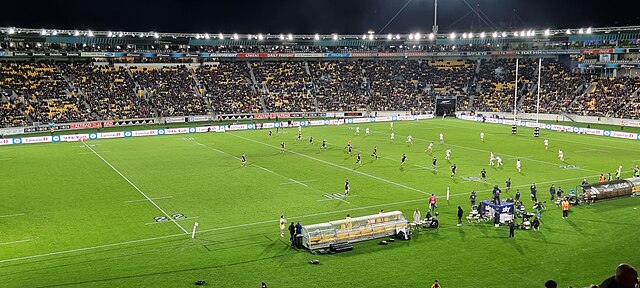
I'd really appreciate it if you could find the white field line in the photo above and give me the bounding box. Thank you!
[0,213,25,218]
[194,141,310,189]
[125,196,174,203]
[371,130,601,174]
[0,239,31,246]
[317,195,359,202]
[145,216,200,225]
[575,149,604,153]
[228,133,432,196]
[0,171,596,264]
[280,180,316,185]
[0,158,13,161]
[78,151,111,155]
[82,142,188,234]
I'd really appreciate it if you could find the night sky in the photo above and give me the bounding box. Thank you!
[3,0,639,34]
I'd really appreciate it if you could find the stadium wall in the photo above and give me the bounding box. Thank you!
[470,111,635,127]
[0,114,434,146]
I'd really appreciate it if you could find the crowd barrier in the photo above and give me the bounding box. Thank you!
[0,114,435,146]
[457,115,640,141]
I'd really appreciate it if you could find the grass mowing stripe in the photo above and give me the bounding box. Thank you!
[228,133,432,196]
[81,142,189,234]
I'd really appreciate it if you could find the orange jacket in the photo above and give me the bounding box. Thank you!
[561,201,570,211]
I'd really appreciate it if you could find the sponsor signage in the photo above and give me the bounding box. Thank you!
[579,128,604,136]
[69,122,103,129]
[309,120,325,126]
[165,117,186,124]
[0,138,13,145]
[164,128,190,135]
[61,134,89,141]
[352,118,371,123]
[227,124,248,131]
[188,116,210,122]
[132,130,158,137]
[551,125,574,132]
[610,131,637,139]
[397,115,414,121]
[22,136,52,144]
[253,113,291,119]
[98,132,124,139]
[195,126,219,133]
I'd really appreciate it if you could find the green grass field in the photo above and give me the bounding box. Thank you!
[0,118,638,288]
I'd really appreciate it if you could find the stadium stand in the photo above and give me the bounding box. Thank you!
[252,61,315,112]
[195,62,262,114]
[309,60,367,112]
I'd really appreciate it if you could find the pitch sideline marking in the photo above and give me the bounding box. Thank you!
[82,142,189,234]
[0,213,25,218]
[0,239,31,246]
[228,133,432,196]
[125,196,174,203]
[145,216,201,225]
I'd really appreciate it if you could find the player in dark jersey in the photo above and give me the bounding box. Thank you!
[451,164,457,178]
[320,139,327,150]
[355,153,362,166]
[347,145,353,156]
[241,153,247,167]
[481,168,487,180]
[309,136,313,145]
[280,142,285,153]
[371,146,378,159]
[297,131,302,141]
[344,179,350,195]
[432,157,437,170]
[401,153,407,166]
[268,130,272,138]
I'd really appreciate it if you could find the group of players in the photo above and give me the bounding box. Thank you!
[249,122,588,198]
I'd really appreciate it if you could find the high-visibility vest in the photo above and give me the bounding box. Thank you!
[561,201,569,211]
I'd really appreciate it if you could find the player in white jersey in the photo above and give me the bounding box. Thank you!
[390,122,394,130]
[516,159,522,172]
[489,152,495,166]
[355,127,360,135]
[425,142,433,153]
[279,215,287,237]
[558,149,564,161]
[365,128,370,136]
[496,156,503,167]
[445,149,451,160]
[390,132,395,142]
[480,132,485,142]
[406,135,413,145]
[544,139,549,150]
[439,133,444,144]
[298,126,302,133]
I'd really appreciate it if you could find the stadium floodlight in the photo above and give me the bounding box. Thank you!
[462,32,467,39]
[233,33,239,40]
[139,32,144,38]
[480,32,485,38]
[280,34,285,40]
[565,29,571,34]
[408,33,414,40]
[520,30,525,37]
[586,27,592,34]
[155,32,160,39]
[387,33,392,40]
[544,29,551,36]
[87,30,94,37]
[218,33,224,39]
[514,31,519,37]
[492,32,497,38]
[501,32,507,37]
[107,31,112,37]
[314,34,319,40]
[8,27,15,34]
[428,33,434,40]
[468,32,473,38]
[362,34,367,40]
[258,33,264,40]
[450,32,456,39]
[52,30,58,36]
[40,29,47,36]
[73,30,80,36]
[415,32,421,40]
[287,33,293,40]
[578,28,584,34]
[395,34,400,39]
[195,34,201,39]
[332,34,338,40]
[368,34,374,40]
[118,31,124,37]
